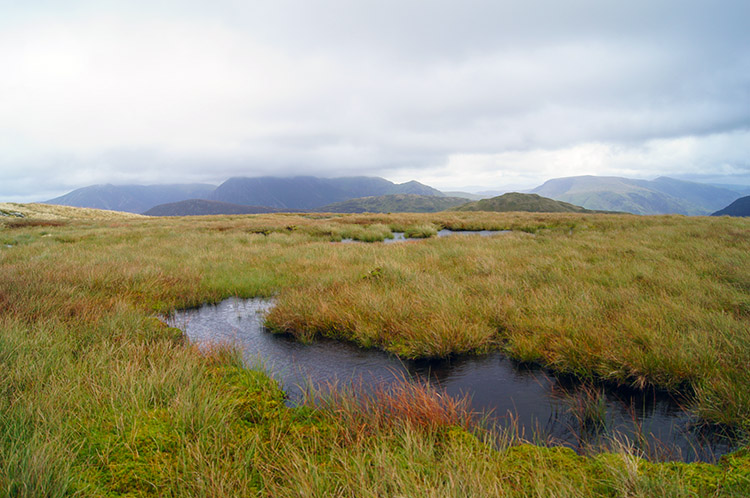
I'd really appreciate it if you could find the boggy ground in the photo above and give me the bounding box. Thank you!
[1,207,749,496]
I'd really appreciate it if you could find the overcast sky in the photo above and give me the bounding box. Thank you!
[1,0,749,201]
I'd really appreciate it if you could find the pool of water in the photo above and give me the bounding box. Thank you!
[341,229,511,243]
[167,297,736,462]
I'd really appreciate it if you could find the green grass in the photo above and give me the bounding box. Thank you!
[450,192,597,213]
[1,207,749,495]
[403,222,439,238]
[316,193,469,213]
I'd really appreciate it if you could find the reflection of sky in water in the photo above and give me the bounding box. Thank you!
[168,297,736,463]
[342,229,511,244]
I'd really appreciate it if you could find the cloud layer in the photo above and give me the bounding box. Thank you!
[1,0,749,200]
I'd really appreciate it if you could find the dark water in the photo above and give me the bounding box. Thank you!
[342,229,511,243]
[168,297,736,462]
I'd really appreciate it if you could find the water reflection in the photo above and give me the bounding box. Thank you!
[167,297,735,462]
[341,229,511,243]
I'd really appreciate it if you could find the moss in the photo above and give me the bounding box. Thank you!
[75,408,181,496]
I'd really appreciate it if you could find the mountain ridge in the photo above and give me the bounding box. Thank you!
[144,199,284,216]
[46,183,217,214]
[531,176,741,215]
[711,195,750,217]
[208,176,444,210]
[314,194,468,213]
[45,176,445,214]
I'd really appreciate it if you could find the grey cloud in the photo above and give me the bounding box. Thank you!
[1,0,749,200]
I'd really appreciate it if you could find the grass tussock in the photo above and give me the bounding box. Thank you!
[404,223,439,238]
[304,375,475,434]
[1,206,749,495]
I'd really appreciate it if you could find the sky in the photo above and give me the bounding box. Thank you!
[1,0,749,202]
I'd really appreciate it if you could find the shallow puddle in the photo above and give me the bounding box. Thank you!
[168,297,736,462]
[342,229,510,243]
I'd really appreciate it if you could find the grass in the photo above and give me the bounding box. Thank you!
[1,207,749,495]
[403,222,439,238]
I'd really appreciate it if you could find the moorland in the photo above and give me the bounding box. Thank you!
[1,203,749,496]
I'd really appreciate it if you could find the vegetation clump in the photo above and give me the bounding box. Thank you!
[404,223,439,238]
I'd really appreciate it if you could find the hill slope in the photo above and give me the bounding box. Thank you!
[532,176,741,215]
[209,176,444,210]
[450,192,593,213]
[315,194,468,213]
[144,199,283,216]
[0,202,144,220]
[712,195,750,217]
[46,184,216,214]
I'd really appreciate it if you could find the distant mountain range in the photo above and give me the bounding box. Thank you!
[315,194,468,213]
[451,192,599,213]
[46,176,443,214]
[143,199,284,216]
[442,191,485,200]
[531,176,742,215]
[712,196,750,217]
[44,174,750,217]
[46,184,216,214]
[207,176,443,210]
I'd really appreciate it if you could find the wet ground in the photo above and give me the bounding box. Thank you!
[168,297,737,462]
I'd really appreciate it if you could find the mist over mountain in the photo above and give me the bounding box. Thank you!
[45,176,445,214]
[531,176,741,215]
[42,174,748,216]
[709,184,750,196]
[208,176,444,210]
[46,184,217,214]
[712,196,750,217]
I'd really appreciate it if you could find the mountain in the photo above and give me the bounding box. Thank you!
[442,191,485,200]
[450,192,595,213]
[46,184,216,214]
[711,196,750,217]
[144,199,283,216]
[208,176,444,210]
[709,184,750,196]
[315,194,469,213]
[531,176,742,215]
[44,176,447,214]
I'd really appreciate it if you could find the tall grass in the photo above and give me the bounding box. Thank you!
[1,209,749,495]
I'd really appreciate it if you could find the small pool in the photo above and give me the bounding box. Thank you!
[168,297,736,462]
[341,229,511,244]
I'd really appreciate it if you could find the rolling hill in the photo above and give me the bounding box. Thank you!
[531,176,741,215]
[0,202,144,221]
[143,199,284,216]
[315,194,469,213]
[711,195,750,217]
[450,192,595,213]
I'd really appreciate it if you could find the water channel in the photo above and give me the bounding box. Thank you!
[341,229,511,243]
[167,297,736,462]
